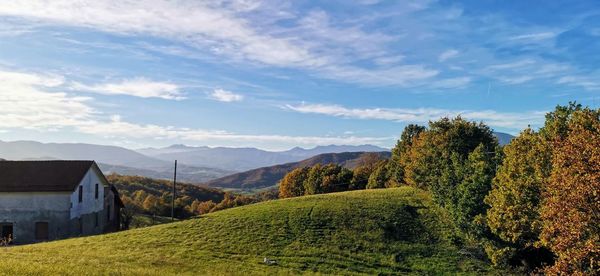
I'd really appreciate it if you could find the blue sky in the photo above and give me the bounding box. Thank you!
[0,0,599,150]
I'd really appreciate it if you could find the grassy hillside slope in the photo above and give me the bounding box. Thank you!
[0,187,503,275]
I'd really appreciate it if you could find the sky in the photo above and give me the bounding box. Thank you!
[1,0,599,151]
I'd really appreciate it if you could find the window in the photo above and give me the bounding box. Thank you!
[0,223,13,243]
[35,222,49,240]
[95,183,99,199]
[78,185,83,203]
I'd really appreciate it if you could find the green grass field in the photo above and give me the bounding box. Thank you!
[0,187,505,275]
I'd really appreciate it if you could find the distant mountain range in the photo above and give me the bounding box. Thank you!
[0,133,512,185]
[137,144,389,171]
[205,151,391,190]
[0,140,233,183]
[0,140,389,183]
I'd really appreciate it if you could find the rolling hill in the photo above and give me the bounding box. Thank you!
[205,151,391,190]
[0,187,505,275]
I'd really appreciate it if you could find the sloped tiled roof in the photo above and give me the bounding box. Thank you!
[0,160,95,192]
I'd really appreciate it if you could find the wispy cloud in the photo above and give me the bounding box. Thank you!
[0,1,315,67]
[0,70,93,130]
[77,115,389,148]
[557,75,600,90]
[430,77,471,89]
[438,49,459,62]
[71,78,184,100]
[0,1,443,88]
[509,32,556,41]
[208,88,244,102]
[284,103,545,130]
[0,68,386,149]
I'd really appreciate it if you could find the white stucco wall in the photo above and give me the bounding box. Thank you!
[69,168,106,219]
[0,192,71,212]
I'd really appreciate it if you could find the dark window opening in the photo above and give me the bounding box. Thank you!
[78,185,83,203]
[0,224,13,244]
[95,184,99,199]
[35,222,49,241]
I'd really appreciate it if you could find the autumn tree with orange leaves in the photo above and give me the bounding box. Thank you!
[540,108,600,275]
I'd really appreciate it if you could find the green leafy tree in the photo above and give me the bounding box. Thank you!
[389,124,426,185]
[485,129,549,249]
[350,165,373,190]
[321,165,353,193]
[404,117,498,207]
[367,160,390,189]
[452,144,498,233]
[304,164,325,195]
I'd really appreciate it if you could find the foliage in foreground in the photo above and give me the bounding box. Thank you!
[278,103,599,274]
[0,188,505,275]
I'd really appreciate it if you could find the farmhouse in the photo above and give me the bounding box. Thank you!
[0,160,123,244]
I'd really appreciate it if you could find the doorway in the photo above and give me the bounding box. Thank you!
[1,223,14,244]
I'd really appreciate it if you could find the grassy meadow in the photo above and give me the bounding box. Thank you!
[0,187,505,275]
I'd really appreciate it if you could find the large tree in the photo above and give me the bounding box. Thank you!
[403,117,498,207]
[366,160,390,189]
[389,124,426,185]
[279,167,309,198]
[484,103,583,269]
[485,129,549,246]
[540,109,600,275]
[452,144,499,233]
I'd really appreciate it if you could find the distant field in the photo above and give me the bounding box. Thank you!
[0,187,506,275]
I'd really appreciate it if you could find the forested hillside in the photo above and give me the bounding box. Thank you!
[205,151,390,189]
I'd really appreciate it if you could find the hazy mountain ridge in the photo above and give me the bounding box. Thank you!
[98,163,233,183]
[0,140,232,183]
[138,144,390,171]
[205,151,391,190]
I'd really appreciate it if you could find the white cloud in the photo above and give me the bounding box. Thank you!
[0,1,441,87]
[319,64,439,87]
[0,70,92,130]
[0,1,314,67]
[77,115,388,148]
[0,68,385,149]
[72,78,184,100]
[509,32,556,41]
[557,75,600,90]
[486,59,536,70]
[438,49,459,62]
[430,77,471,89]
[284,103,545,130]
[208,88,244,102]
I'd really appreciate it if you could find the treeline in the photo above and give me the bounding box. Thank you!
[278,102,599,275]
[278,153,390,197]
[110,175,277,226]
